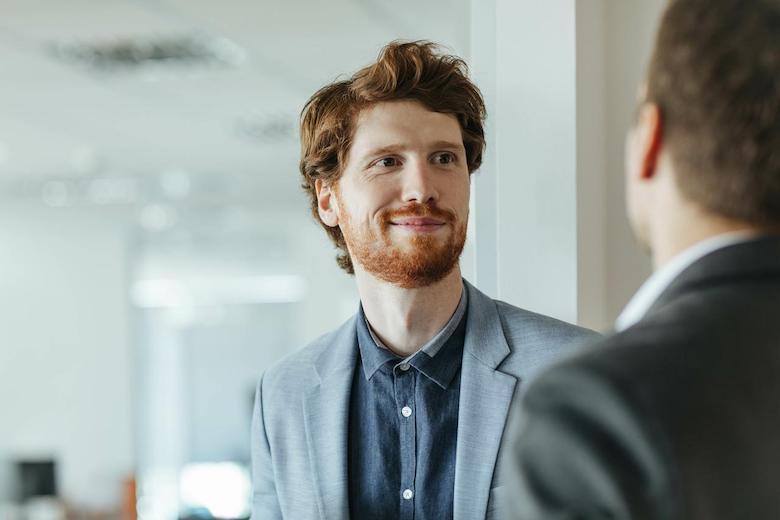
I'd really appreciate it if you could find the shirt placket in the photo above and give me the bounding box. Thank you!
[394,363,417,519]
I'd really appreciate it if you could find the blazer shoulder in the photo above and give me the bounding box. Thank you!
[494,299,600,346]
[571,314,695,379]
[261,316,354,397]
[525,318,705,434]
[491,300,600,380]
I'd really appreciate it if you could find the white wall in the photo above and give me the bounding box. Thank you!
[470,0,667,330]
[472,0,581,324]
[468,0,498,297]
[576,0,608,329]
[604,0,666,321]
[0,204,134,508]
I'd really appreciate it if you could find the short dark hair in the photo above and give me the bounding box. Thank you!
[299,40,486,273]
[647,0,780,224]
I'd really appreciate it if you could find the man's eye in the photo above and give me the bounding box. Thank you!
[434,152,456,165]
[375,157,399,168]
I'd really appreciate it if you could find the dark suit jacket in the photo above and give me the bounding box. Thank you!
[505,237,780,520]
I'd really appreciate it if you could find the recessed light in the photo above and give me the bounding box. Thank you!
[160,169,191,199]
[140,204,176,231]
[50,33,246,72]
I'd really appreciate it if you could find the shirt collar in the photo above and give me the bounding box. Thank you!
[356,284,468,388]
[615,231,757,332]
[405,316,467,389]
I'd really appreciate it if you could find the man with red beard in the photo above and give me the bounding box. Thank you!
[250,41,597,520]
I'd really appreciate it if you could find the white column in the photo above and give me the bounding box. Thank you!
[576,0,608,330]
[470,0,608,328]
[467,0,499,299]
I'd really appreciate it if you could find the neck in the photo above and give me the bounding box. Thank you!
[651,204,764,269]
[354,265,464,357]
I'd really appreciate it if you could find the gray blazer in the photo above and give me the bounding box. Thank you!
[251,280,596,520]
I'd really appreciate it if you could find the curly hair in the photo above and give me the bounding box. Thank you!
[298,40,487,273]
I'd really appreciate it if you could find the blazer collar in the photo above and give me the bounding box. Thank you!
[314,279,510,378]
[463,279,512,369]
[454,280,517,520]
[311,314,359,384]
[647,235,780,317]
[303,315,358,520]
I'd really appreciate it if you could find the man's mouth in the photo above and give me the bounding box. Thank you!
[389,217,447,231]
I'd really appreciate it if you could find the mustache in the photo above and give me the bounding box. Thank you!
[381,203,456,223]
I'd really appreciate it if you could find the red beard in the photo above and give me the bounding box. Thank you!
[341,202,467,288]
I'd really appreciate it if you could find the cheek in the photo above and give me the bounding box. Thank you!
[341,191,389,227]
[624,132,641,210]
[452,174,471,212]
[625,172,648,228]
[625,130,641,181]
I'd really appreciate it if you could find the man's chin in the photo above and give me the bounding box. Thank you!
[392,240,442,255]
[388,226,448,240]
[388,230,448,249]
[345,220,467,288]
[373,260,460,289]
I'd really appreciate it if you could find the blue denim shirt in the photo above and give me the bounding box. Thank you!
[348,289,468,520]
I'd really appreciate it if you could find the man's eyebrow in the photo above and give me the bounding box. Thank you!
[430,140,466,151]
[361,140,466,160]
[363,144,405,158]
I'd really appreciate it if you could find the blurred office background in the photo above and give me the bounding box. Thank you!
[0,0,664,519]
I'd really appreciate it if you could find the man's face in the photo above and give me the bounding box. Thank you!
[327,100,470,288]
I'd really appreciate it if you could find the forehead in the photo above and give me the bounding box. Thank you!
[350,100,463,154]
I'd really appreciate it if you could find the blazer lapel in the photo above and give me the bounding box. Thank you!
[302,318,358,520]
[454,282,518,520]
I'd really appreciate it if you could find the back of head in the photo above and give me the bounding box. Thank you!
[648,0,780,226]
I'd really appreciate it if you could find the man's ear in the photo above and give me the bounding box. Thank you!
[315,178,340,227]
[638,103,663,180]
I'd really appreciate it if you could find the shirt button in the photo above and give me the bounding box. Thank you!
[401,406,412,418]
[399,363,410,371]
[402,489,414,500]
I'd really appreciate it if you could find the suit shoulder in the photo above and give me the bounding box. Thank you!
[260,318,352,395]
[515,342,682,519]
[494,299,600,345]
[527,321,688,414]
[522,335,676,467]
[563,317,690,379]
[492,300,600,379]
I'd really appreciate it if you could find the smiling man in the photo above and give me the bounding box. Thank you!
[250,41,597,520]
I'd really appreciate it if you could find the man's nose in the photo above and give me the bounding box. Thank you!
[401,160,438,204]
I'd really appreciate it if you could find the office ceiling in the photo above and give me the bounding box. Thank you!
[0,0,469,207]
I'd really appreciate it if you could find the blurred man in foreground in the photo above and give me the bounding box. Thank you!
[506,0,780,518]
